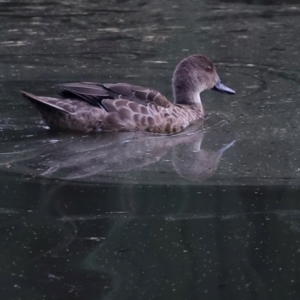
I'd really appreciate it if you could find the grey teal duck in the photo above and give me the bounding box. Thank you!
[21,54,235,133]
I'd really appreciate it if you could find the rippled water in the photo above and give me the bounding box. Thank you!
[1,1,300,299]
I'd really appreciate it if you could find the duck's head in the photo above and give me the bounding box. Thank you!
[172,54,235,105]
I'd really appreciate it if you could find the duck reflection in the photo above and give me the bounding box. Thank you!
[30,125,235,182]
[172,132,235,182]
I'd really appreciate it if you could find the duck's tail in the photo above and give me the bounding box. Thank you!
[21,91,72,114]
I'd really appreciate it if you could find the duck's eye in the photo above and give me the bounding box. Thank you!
[205,66,212,72]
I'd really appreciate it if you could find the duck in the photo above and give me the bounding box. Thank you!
[21,54,235,134]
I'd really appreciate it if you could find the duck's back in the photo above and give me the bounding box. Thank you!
[22,82,198,133]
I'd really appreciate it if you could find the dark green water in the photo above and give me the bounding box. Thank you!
[1,0,300,299]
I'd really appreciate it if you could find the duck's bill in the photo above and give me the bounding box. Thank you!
[212,80,235,94]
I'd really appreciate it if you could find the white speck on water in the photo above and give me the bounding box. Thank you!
[144,60,168,64]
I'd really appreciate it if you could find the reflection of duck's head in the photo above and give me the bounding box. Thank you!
[172,132,235,182]
[172,54,235,106]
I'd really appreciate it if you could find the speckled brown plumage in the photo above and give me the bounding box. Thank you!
[21,54,235,133]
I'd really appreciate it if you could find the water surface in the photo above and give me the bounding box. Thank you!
[1,0,300,299]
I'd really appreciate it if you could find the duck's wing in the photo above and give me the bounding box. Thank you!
[59,82,172,111]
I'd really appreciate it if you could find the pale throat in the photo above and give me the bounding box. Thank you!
[173,88,202,106]
[193,92,202,104]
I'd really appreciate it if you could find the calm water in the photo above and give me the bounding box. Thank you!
[1,0,300,299]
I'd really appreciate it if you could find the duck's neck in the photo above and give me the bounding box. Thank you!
[172,69,203,107]
[174,90,202,106]
[172,83,204,115]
